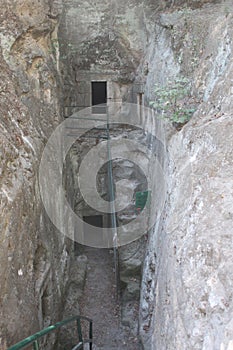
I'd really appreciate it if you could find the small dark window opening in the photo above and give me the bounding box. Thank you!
[92,82,107,114]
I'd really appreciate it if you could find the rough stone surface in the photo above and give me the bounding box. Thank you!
[0,0,72,348]
[1,0,233,349]
[140,2,233,349]
[58,0,156,117]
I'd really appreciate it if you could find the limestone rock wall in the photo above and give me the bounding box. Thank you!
[1,0,233,348]
[140,1,233,349]
[57,1,233,349]
[58,0,154,117]
[0,0,72,348]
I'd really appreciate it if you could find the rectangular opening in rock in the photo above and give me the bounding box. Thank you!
[82,215,104,246]
[92,81,107,114]
[83,215,103,228]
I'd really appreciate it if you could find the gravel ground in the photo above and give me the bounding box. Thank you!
[79,247,141,349]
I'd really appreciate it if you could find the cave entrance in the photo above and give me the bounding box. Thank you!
[92,81,107,114]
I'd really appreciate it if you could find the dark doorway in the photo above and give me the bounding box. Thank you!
[83,215,104,246]
[92,81,107,114]
[83,215,103,228]
[74,215,104,252]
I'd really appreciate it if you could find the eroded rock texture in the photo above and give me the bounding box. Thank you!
[140,2,233,349]
[0,0,71,348]
[0,0,233,349]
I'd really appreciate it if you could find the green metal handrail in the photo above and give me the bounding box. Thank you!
[7,315,93,350]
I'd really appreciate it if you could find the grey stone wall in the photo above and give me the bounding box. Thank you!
[140,1,233,349]
[58,0,154,117]
[0,0,72,348]
[1,0,232,348]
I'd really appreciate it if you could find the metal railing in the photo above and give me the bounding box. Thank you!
[7,315,93,350]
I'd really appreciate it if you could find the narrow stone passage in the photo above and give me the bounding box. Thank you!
[79,246,141,349]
